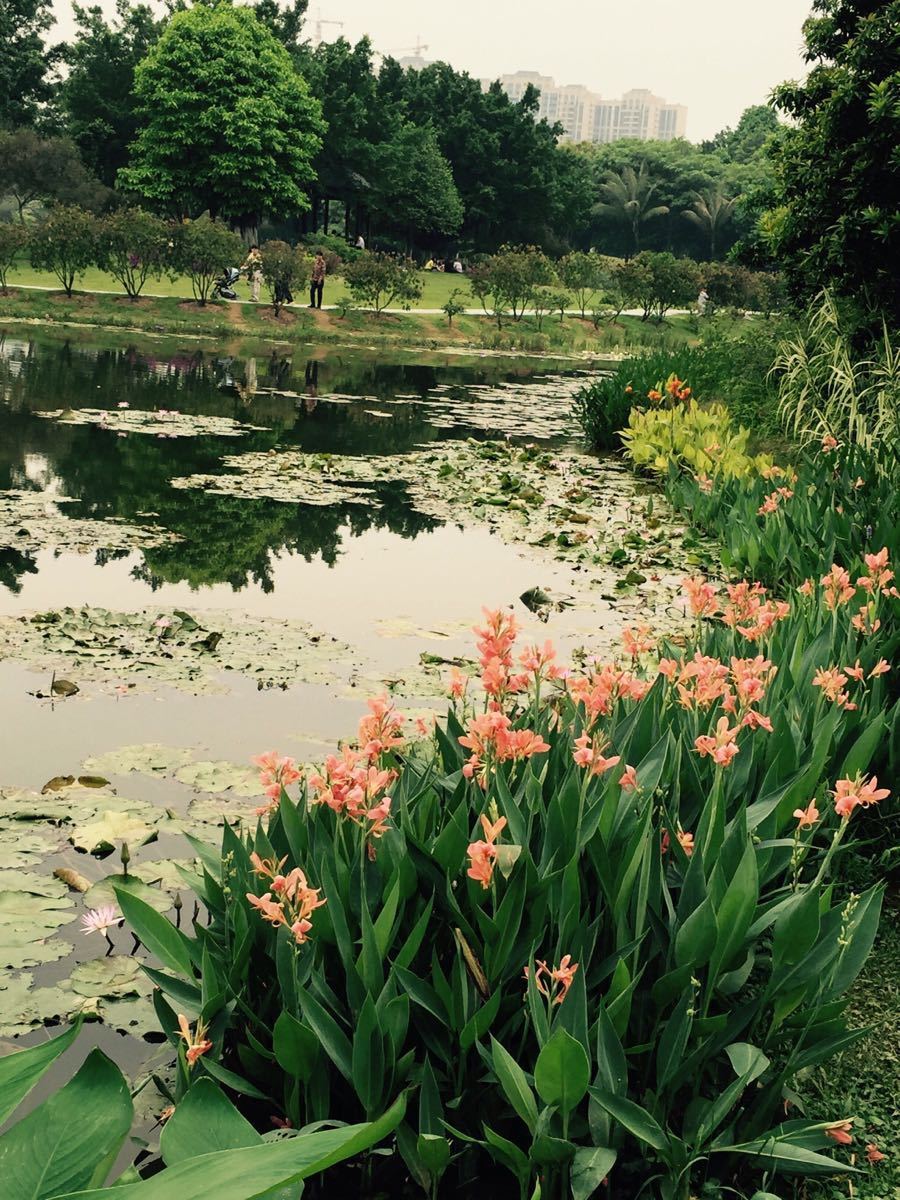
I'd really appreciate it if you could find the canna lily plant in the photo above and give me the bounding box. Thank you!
[118,577,894,1200]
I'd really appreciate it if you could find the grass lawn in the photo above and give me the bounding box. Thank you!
[0,282,709,356]
[800,903,900,1199]
[5,262,473,311]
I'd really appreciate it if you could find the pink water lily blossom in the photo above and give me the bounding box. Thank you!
[80,905,123,936]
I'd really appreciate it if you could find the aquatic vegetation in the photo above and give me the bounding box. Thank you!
[35,406,265,438]
[116,577,893,1198]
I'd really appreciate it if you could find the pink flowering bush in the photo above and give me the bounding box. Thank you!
[119,588,894,1200]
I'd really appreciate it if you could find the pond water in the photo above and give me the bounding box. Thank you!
[0,327,692,1131]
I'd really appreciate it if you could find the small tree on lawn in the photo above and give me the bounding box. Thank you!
[641,251,700,322]
[558,251,605,318]
[441,287,467,326]
[343,251,423,316]
[170,215,244,305]
[0,222,28,292]
[482,245,555,321]
[28,205,100,296]
[96,207,171,299]
[260,240,308,315]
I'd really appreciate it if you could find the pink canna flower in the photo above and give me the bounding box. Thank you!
[832,773,890,820]
[357,694,406,757]
[682,576,720,619]
[177,1014,212,1067]
[622,624,655,659]
[448,667,468,699]
[793,800,819,830]
[524,955,579,1005]
[870,658,890,677]
[677,830,694,857]
[619,764,639,791]
[866,1143,886,1165]
[851,604,881,635]
[798,578,815,597]
[826,1120,854,1145]
[694,716,741,766]
[820,433,839,453]
[572,732,621,776]
[821,564,855,610]
[466,840,497,889]
[251,752,301,807]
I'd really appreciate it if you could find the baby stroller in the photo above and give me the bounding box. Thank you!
[211,267,241,301]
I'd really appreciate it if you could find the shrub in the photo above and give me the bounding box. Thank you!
[775,291,900,455]
[170,215,244,305]
[121,585,893,1199]
[298,231,349,274]
[259,239,309,313]
[481,245,556,321]
[28,204,100,296]
[621,399,773,478]
[96,206,171,298]
[343,250,423,315]
[441,286,468,325]
[0,220,27,291]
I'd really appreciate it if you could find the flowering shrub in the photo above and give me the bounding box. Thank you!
[119,586,893,1199]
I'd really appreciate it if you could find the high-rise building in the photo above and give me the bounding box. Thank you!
[488,71,688,144]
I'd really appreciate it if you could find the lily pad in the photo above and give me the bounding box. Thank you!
[70,810,156,857]
[174,760,263,797]
[0,891,74,969]
[82,744,194,777]
[84,873,174,915]
[64,956,145,1000]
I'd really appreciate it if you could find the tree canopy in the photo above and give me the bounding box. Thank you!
[770,0,900,327]
[0,0,58,126]
[118,2,324,223]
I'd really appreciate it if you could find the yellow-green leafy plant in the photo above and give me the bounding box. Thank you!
[620,400,775,478]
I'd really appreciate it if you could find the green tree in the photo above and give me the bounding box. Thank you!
[96,206,171,298]
[252,0,307,51]
[704,104,781,163]
[771,0,900,327]
[0,128,108,222]
[375,124,463,247]
[119,3,324,224]
[482,245,555,321]
[58,0,163,188]
[259,239,308,313]
[558,251,606,318]
[0,0,58,126]
[28,205,99,295]
[0,221,28,290]
[594,163,670,257]
[343,251,423,315]
[170,215,244,304]
[682,186,737,260]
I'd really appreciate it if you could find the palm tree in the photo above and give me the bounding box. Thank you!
[593,164,669,257]
[682,187,738,260]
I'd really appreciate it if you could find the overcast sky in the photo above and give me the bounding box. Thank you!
[51,0,814,141]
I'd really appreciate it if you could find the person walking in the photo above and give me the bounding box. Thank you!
[309,250,326,309]
[242,245,263,302]
[355,233,365,250]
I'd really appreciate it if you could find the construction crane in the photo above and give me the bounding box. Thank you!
[312,10,344,45]
[385,36,430,57]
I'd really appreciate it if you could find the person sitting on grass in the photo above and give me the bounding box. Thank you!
[309,251,326,309]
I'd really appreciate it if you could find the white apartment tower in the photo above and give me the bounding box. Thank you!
[490,72,688,144]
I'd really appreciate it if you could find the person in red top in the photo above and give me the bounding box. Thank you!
[309,251,326,309]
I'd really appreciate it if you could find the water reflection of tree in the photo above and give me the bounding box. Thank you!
[0,548,38,593]
[132,487,438,592]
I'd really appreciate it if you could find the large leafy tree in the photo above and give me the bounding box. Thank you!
[58,0,163,187]
[0,0,58,126]
[771,0,900,326]
[375,124,463,246]
[119,2,324,224]
[0,128,109,220]
[703,104,781,163]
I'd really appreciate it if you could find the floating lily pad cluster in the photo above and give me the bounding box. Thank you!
[35,407,264,439]
[0,746,273,1039]
[0,489,179,556]
[0,605,353,694]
